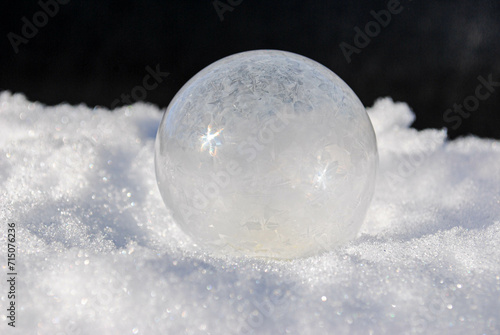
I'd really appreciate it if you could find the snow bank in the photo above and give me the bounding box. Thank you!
[0,92,499,334]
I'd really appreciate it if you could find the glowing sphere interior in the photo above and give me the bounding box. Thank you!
[155,50,378,259]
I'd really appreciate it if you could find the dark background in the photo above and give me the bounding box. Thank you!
[1,0,499,139]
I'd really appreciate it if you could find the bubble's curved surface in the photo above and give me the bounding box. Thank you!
[155,50,378,259]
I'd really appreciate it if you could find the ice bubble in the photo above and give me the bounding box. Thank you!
[155,50,378,259]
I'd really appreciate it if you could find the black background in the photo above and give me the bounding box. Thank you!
[1,0,499,139]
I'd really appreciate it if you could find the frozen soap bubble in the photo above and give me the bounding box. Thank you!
[155,50,378,259]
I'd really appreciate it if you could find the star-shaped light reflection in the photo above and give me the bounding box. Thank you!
[200,125,223,156]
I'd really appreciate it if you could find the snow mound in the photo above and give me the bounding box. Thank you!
[1,92,499,334]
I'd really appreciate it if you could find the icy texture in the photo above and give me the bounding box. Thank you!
[0,92,499,334]
[155,50,378,259]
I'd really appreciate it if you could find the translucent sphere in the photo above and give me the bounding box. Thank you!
[155,50,378,259]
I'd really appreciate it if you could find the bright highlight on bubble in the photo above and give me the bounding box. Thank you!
[155,50,378,259]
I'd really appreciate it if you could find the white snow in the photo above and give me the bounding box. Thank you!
[0,91,499,334]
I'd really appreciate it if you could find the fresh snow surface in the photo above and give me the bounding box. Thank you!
[0,91,499,335]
